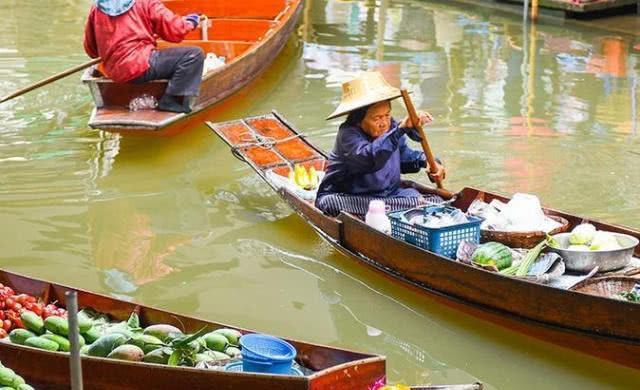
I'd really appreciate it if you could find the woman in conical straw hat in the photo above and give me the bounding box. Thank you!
[315,71,446,217]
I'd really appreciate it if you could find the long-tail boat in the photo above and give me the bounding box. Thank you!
[81,0,302,136]
[0,269,483,389]
[206,112,640,371]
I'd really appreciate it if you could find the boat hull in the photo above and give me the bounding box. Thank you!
[83,0,303,136]
[206,112,640,370]
[0,269,385,389]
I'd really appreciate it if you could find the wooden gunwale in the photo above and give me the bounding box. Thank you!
[206,113,640,370]
[0,269,385,390]
[83,0,303,134]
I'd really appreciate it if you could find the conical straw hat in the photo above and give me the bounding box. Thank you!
[326,71,403,120]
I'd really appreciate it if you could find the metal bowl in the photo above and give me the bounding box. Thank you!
[549,232,639,273]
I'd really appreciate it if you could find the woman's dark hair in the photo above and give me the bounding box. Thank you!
[344,104,372,126]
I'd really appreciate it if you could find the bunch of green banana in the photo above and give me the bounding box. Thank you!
[288,164,320,190]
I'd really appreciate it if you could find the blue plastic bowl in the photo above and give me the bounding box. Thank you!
[224,360,304,376]
[239,333,297,374]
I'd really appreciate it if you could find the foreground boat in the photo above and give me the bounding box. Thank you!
[0,269,384,390]
[207,112,640,370]
[81,0,302,136]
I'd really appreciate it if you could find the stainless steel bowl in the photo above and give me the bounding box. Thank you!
[549,232,639,273]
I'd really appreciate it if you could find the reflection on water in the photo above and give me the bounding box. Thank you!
[1,0,640,388]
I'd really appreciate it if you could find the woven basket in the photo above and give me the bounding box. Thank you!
[570,276,639,299]
[480,215,569,249]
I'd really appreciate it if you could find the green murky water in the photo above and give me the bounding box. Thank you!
[1,0,639,388]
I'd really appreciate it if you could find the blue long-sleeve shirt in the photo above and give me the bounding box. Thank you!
[316,119,426,199]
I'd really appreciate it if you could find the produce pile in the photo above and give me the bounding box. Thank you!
[556,223,622,251]
[5,308,242,367]
[288,164,320,190]
[0,361,35,390]
[0,283,66,339]
[0,284,244,368]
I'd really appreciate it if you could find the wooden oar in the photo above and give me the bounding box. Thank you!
[400,89,454,199]
[0,57,101,104]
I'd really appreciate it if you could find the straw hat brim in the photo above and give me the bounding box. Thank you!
[326,90,403,120]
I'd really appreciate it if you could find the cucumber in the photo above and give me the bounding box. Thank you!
[82,326,101,344]
[25,336,59,351]
[87,333,128,357]
[107,344,144,361]
[44,316,69,337]
[80,345,90,355]
[0,367,16,386]
[11,375,25,387]
[20,311,44,334]
[18,384,36,390]
[9,329,36,345]
[42,333,71,352]
[143,324,182,342]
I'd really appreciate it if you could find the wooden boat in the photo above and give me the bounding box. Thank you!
[206,112,640,371]
[0,268,384,389]
[0,269,484,390]
[81,0,303,136]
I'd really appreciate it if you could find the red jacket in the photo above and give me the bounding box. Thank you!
[83,0,194,83]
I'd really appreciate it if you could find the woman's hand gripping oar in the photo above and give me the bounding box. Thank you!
[400,89,454,199]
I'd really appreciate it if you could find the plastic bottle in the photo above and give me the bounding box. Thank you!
[365,200,391,234]
[128,94,158,111]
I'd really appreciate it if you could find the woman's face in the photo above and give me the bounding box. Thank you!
[359,101,392,139]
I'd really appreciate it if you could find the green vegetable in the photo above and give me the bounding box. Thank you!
[11,375,25,387]
[589,231,620,251]
[516,239,547,277]
[18,384,36,390]
[41,333,85,352]
[82,326,101,344]
[0,367,16,386]
[25,336,59,351]
[77,310,94,333]
[569,223,596,245]
[87,333,128,357]
[80,345,90,355]
[472,242,513,271]
[20,311,44,335]
[44,316,69,337]
[9,329,36,345]
[617,291,640,302]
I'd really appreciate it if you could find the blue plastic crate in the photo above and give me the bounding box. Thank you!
[388,206,482,259]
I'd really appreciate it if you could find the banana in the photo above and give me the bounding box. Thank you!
[308,166,319,189]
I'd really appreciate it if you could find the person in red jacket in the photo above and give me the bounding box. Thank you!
[83,0,205,113]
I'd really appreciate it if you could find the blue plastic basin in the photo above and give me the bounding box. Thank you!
[239,333,297,374]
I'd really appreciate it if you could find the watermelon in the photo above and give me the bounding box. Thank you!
[472,242,513,270]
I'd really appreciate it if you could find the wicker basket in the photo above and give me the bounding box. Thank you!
[570,276,639,299]
[480,215,570,249]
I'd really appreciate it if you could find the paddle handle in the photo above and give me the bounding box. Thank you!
[0,57,101,104]
[400,89,454,199]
